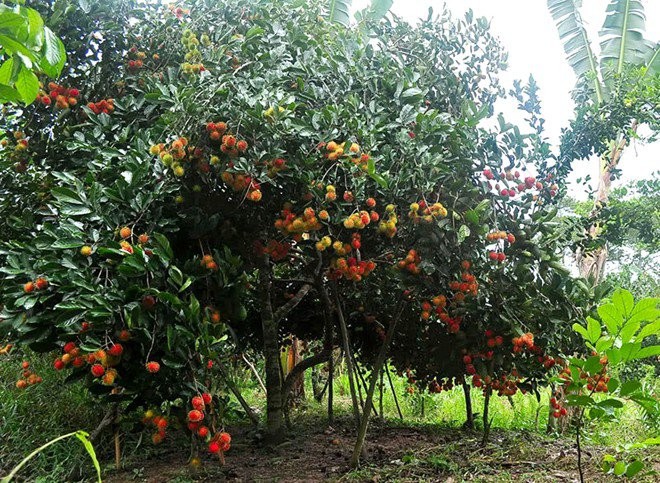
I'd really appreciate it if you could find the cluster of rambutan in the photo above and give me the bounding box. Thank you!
[37,82,79,108]
[23,277,48,294]
[187,394,232,454]
[219,135,248,157]
[348,152,371,172]
[320,140,373,174]
[471,371,523,397]
[143,410,169,444]
[206,121,227,142]
[181,30,205,74]
[427,378,458,394]
[549,395,568,418]
[200,254,219,271]
[323,140,360,161]
[343,210,377,230]
[14,361,43,389]
[127,46,147,71]
[150,136,207,178]
[539,354,558,369]
[274,205,322,236]
[486,230,515,244]
[488,250,506,263]
[491,374,522,397]
[482,168,559,199]
[328,256,376,282]
[324,184,338,202]
[377,204,398,238]
[87,99,115,115]
[396,249,421,275]
[448,260,478,302]
[254,239,291,261]
[53,342,121,384]
[1,131,28,151]
[408,200,448,223]
[220,171,262,201]
[418,294,447,321]
[512,332,536,353]
[264,157,286,178]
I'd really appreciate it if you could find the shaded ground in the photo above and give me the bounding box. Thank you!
[104,415,658,482]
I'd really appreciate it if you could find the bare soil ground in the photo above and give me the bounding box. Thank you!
[105,416,658,483]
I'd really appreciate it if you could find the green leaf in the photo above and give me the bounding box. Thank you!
[586,316,602,344]
[606,347,622,365]
[629,297,660,328]
[597,303,621,334]
[328,0,352,27]
[547,0,603,102]
[169,266,183,286]
[619,380,641,397]
[619,342,641,361]
[42,27,66,71]
[457,225,470,244]
[633,345,660,360]
[619,318,640,345]
[613,460,626,476]
[0,84,21,102]
[625,460,644,478]
[15,64,39,103]
[583,355,603,375]
[52,187,84,204]
[606,378,619,393]
[74,431,102,483]
[369,172,388,188]
[153,233,173,261]
[0,12,26,34]
[572,322,589,340]
[0,57,16,85]
[612,288,635,318]
[566,394,594,407]
[635,319,660,343]
[597,398,623,409]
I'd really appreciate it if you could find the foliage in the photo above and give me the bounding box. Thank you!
[560,175,660,272]
[0,0,593,463]
[0,1,65,103]
[0,430,101,483]
[560,288,660,479]
[547,0,659,104]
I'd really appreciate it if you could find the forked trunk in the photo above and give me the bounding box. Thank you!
[259,263,285,442]
[351,302,404,468]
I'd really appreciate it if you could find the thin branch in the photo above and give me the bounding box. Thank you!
[273,283,312,323]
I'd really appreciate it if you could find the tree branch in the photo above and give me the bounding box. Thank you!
[282,349,331,405]
[273,283,312,323]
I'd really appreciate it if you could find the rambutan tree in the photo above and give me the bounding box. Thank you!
[1,0,587,465]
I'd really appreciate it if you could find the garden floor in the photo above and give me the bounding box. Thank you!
[104,415,656,482]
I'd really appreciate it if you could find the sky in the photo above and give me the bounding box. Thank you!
[352,0,660,200]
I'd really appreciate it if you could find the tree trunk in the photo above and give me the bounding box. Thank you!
[577,125,636,282]
[334,290,362,428]
[462,381,474,430]
[482,388,492,445]
[351,302,404,468]
[258,262,285,442]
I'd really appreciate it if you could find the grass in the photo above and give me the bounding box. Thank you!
[0,350,108,481]
[236,360,658,448]
[1,351,658,481]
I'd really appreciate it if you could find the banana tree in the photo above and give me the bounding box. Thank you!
[548,0,659,282]
[327,0,393,26]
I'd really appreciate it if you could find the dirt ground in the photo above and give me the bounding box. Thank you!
[105,416,657,482]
